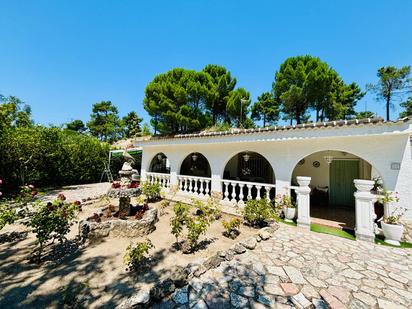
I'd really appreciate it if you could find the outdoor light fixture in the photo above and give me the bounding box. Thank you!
[324,152,334,165]
[243,152,251,162]
[191,153,198,162]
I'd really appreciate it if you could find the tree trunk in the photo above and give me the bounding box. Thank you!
[316,109,320,122]
[386,94,391,121]
[263,115,266,127]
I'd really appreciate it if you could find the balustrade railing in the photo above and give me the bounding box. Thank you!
[221,179,276,207]
[146,172,170,189]
[177,175,211,197]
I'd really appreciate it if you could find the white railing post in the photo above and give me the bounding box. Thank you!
[296,176,311,229]
[354,179,377,242]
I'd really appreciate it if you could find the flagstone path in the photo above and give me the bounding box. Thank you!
[161,224,412,308]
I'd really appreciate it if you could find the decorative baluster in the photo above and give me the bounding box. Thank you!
[265,186,271,202]
[238,183,245,207]
[230,183,237,204]
[179,177,184,192]
[256,185,262,200]
[246,185,252,200]
[194,179,199,195]
[205,180,210,196]
[185,177,190,193]
[223,182,230,201]
[199,179,205,197]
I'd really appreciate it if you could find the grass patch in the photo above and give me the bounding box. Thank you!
[310,223,356,240]
[275,217,297,227]
[374,235,412,248]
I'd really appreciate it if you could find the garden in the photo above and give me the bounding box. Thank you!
[0,180,284,308]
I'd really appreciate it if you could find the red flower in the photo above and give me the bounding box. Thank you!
[28,184,35,190]
[0,179,3,185]
[31,191,38,197]
[57,193,66,201]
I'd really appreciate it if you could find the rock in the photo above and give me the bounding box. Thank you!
[232,243,246,254]
[150,279,176,300]
[169,266,188,288]
[283,266,306,284]
[240,237,257,250]
[258,229,271,240]
[172,286,188,305]
[280,283,300,296]
[238,285,255,298]
[312,298,328,309]
[117,287,150,308]
[327,286,351,304]
[290,292,312,309]
[377,298,407,309]
[230,293,249,308]
[340,269,364,280]
[225,249,235,261]
[319,289,346,309]
[203,254,223,269]
[353,291,377,307]
[192,299,208,309]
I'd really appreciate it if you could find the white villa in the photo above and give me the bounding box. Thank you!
[137,117,412,242]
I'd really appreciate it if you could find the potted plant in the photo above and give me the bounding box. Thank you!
[379,190,404,246]
[276,194,296,222]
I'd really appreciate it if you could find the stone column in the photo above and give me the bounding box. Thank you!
[119,196,131,219]
[296,176,311,229]
[354,179,377,242]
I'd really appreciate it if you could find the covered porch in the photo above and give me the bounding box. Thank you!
[139,118,412,241]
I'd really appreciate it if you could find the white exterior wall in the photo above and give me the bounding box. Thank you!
[140,122,412,218]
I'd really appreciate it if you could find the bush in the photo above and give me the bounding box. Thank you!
[243,198,276,227]
[25,194,79,262]
[141,182,161,202]
[170,199,219,253]
[123,239,154,270]
[0,204,16,230]
[222,217,241,239]
[0,126,110,189]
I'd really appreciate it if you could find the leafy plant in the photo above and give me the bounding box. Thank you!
[25,195,79,262]
[0,204,16,230]
[170,199,219,253]
[141,182,161,202]
[123,239,154,270]
[222,217,241,239]
[383,205,405,225]
[243,198,276,227]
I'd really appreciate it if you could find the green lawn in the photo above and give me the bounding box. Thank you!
[375,235,412,248]
[310,223,356,240]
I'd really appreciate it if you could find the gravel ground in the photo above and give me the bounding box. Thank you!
[38,182,111,203]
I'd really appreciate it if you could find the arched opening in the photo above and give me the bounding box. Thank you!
[149,153,170,173]
[222,151,276,202]
[291,150,382,230]
[179,152,211,177]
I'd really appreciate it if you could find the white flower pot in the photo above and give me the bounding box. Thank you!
[381,222,404,246]
[284,207,296,222]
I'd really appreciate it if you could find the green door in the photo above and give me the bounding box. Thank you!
[329,160,359,208]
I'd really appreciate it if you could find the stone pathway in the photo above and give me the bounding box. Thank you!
[161,224,412,308]
[39,182,110,203]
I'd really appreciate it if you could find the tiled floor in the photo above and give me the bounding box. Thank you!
[310,205,355,230]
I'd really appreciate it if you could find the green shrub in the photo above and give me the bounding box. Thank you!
[123,239,154,270]
[170,199,219,253]
[25,194,79,262]
[242,198,276,227]
[222,217,241,238]
[0,204,16,230]
[141,182,161,202]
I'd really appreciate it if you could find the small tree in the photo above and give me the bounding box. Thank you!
[222,217,241,239]
[25,194,79,262]
[123,239,154,271]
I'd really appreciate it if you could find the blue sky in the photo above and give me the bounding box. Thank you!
[0,0,411,127]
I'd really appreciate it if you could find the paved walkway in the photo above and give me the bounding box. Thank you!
[38,182,110,203]
[168,224,412,308]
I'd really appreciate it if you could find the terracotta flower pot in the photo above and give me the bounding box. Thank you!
[284,207,296,222]
[381,221,404,246]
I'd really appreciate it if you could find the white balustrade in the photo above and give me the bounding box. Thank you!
[177,175,211,197]
[145,172,170,189]
[220,179,276,207]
